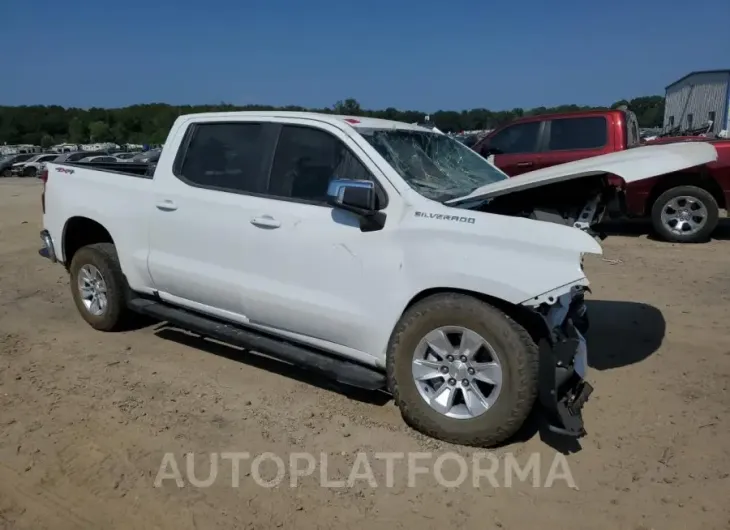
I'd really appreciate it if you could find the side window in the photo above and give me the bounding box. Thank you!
[548,117,607,151]
[177,122,265,193]
[668,116,675,127]
[41,155,57,162]
[267,125,377,204]
[487,121,541,155]
[686,114,693,128]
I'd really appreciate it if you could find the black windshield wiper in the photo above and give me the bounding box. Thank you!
[443,195,491,208]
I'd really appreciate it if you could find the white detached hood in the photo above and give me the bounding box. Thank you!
[446,142,718,204]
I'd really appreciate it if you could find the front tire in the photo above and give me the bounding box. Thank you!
[651,185,719,243]
[24,166,37,178]
[69,243,132,331]
[387,293,539,447]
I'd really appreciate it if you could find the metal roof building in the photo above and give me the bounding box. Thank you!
[663,69,730,134]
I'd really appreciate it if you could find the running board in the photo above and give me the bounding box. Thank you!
[128,299,386,391]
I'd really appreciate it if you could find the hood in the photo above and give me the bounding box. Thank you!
[446,141,718,205]
[406,201,603,256]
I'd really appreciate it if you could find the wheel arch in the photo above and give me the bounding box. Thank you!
[645,171,725,213]
[62,216,115,268]
[400,287,550,344]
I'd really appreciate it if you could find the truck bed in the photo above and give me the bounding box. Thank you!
[43,162,155,270]
[63,160,153,178]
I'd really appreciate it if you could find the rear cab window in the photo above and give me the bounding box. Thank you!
[546,116,607,151]
[173,122,269,194]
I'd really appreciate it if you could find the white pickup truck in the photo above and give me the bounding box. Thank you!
[39,111,717,446]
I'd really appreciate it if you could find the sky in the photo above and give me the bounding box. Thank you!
[3,0,729,112]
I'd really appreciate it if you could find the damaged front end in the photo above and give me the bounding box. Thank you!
[472,174,619,240]
[525,285,594,437]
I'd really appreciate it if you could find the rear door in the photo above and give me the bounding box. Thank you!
[477,120,545,175]
[147,120,278,319]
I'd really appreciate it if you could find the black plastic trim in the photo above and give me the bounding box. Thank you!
[62,162,152,179]
[127,298,386,391]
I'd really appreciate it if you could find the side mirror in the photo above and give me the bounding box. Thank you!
[326,179,376,212]
[326,179,386,231]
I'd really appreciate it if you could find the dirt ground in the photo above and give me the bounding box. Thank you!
[0,178,728,530]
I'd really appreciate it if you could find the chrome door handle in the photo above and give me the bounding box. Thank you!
[250,215,281,229]
[155,200,178,211]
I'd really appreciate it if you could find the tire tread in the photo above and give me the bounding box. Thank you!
[651,185,719,243]
[386,293,539,447]
[69,242,131,332]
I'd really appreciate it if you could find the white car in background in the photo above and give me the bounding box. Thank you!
[11,153,59,177]
[78,155,123,163]
[112,152,140,161]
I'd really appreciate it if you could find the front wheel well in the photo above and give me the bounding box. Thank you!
[401,288,549,344]
[62,217,115,267]
[646,172,725,212]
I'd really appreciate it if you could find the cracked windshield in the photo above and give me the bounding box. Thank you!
[360,128,508,202]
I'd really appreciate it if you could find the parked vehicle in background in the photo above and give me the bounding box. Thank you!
[79,155,122,163]
[53,151,103,164]
[131,149,161,163]
[473,109,730,243]
[11,153,60,177]
[455,133,480,148]
[113,152,139,160]
[38,111,715,446]
[36,151,103,176]
[1,153,36,177]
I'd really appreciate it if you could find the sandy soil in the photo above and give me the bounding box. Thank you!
[0,177,728,530]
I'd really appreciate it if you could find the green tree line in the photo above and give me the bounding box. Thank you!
[0,96,664,147]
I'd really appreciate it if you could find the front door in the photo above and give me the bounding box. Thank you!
[477,120,545,176]
[238,121,399,356]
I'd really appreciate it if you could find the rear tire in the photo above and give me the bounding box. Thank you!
[69,243,133,331]
[387,293,539,447]
[651,185,719,243]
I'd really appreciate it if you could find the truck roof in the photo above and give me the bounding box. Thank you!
[178,111,433,132]
[508,108,626,124]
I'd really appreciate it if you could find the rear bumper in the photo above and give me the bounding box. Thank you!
[537,292,593,437]
[38,230,58,263]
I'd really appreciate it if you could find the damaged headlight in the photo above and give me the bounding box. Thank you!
[543,286,589,336]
